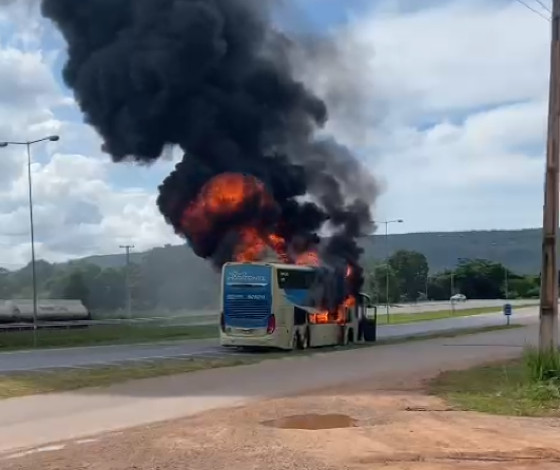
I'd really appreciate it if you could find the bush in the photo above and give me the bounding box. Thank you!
[524,347,560,382]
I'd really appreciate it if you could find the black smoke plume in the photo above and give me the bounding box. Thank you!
[41,0,377,299]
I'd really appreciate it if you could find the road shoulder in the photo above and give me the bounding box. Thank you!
[0,324,537,455]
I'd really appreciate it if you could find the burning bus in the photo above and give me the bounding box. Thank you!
[42,0,379,335]
[220,261,373,350]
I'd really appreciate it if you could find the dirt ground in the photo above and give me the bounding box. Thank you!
[3,368,560,470]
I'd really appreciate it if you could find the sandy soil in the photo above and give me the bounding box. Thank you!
[3,368,560,470]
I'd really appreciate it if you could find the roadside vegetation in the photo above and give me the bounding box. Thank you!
[430,347,560,417]
[0,248,539,322]
[0,355,263,399]
[366,252,540,304]
[0,324,519,399]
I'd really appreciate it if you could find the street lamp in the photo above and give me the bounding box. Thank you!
[375,219,404,324]
[0,135,60,346]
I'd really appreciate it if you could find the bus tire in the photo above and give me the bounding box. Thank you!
[292,331,303,351]
[347,328,354,344]
[302,328,310,349]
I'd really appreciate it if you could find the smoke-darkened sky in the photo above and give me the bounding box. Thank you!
[0,0,550,269]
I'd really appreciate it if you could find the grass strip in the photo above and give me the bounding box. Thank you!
[377,304,536,325]
[429,346,560,417]
[0,324,218,351]
[0,324,522,400]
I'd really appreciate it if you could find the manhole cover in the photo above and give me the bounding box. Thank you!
[262,414,358,430]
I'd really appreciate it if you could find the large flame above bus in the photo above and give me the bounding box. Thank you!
[181,172,321,267]
[180,172,356,323]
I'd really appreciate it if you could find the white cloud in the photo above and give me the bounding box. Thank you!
[314,0,550,232]
[0,152,178,267]
[0,0,553,269]
[0,9,180,269]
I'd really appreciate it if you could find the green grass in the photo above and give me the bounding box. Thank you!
[0,324,218,351]
[0,355,264,399]
[0,324,521,400]
[429,347,560,417]
[377,304,535,326]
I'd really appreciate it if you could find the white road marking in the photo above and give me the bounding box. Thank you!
[3,444,66,460]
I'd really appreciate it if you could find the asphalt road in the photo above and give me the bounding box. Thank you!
[0,306,539,373]
[0,323,538,455]
[379,298,536,315]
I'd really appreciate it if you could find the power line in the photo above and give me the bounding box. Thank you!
[534,0,552,13]
[513,0,551,21]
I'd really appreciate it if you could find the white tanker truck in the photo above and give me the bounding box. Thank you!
[0,299,91,323]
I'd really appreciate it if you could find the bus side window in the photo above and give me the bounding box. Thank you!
[294,307,307,326]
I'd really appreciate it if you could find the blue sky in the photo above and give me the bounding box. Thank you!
[0,0,553,268]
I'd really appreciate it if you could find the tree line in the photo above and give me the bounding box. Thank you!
[0,248,542,316]
[0,246,220,315]
[365,250,541,303]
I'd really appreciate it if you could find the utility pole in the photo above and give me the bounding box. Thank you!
[450,272,456,315]
[120,244,134,320]
[540,0,560,352]
[504,267,509,301]
[450,272,455,297]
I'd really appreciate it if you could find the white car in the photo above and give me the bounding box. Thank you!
[450,293,467,302]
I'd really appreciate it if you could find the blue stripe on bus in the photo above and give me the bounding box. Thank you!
[283,288,313,307]
[223,264,272,328]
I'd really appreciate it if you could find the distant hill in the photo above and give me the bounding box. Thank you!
[360,228,544,274]
[71,228,545,275]
[1,228,548,311]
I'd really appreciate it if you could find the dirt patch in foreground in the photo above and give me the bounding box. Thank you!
[4,374,560,470]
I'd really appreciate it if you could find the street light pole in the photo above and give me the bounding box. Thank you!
[25,142,38,344]
[0,135,60,347]
[377,219,404,324]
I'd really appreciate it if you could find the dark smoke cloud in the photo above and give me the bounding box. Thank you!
[41,0,378,297]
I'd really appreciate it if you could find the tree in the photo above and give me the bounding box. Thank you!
[454,259,506,299]
[388,250,429,301]
[508,275,540,299]
[427,271,453,300]
[364,262,400,304]
[63,270,90,307]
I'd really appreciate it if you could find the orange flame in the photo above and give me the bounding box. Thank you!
[309,310,330,324]
[181,171,358,323]
[295,250,320,266]
[181,173,287,262]
[234,227,267,262]
[181,173,277,244]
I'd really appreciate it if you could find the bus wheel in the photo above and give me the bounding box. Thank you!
[302,328,310,349]
[292,332,302,351]
[347,328,354,344]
